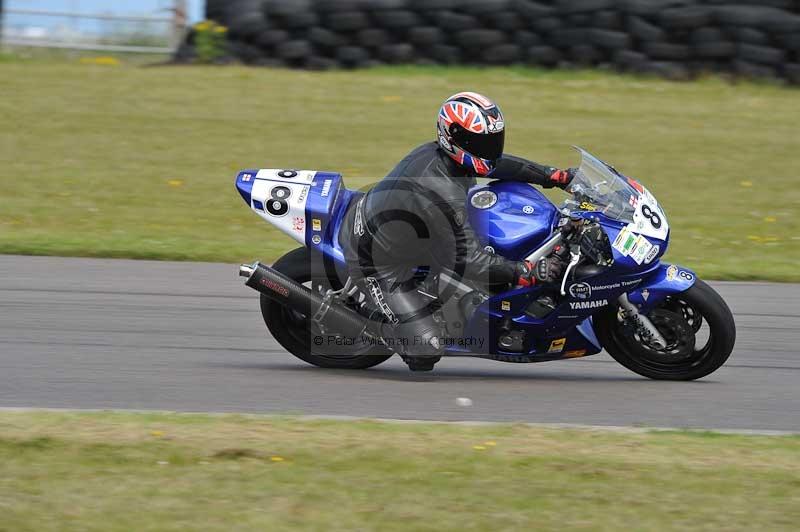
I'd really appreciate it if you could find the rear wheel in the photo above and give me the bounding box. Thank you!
[595,279,736,380]
[261,247,393,369]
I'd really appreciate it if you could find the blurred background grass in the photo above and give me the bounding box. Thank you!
[1,58,798,280]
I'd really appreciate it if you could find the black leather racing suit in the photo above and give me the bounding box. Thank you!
[338,142,564,356]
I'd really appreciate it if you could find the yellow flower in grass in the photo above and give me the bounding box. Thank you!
[214,26,228,34]
[80,56,120,66]
[195,21,210,32]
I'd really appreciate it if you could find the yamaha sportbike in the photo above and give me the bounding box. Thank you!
[236,147,736,380]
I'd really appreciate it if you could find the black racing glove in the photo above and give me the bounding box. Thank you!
[516,254,567,287]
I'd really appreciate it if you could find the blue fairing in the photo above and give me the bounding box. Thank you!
[624,263,696,313]
[235,170,256,205]
[303,172,353,265]
[467,181,559,260]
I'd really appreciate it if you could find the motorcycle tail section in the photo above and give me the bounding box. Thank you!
[235,169,353,256]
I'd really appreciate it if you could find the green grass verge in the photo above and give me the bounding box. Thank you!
[1,60,798,280]
[0,411,798,531]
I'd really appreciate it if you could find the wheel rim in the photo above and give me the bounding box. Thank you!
[612,296,717,377]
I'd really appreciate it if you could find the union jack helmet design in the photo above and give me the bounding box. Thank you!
[437,92,505,176]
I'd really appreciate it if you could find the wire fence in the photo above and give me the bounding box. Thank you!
[0,1,186,54]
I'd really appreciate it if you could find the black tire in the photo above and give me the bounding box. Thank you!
[429,44,462,64]
[623,0,693,18]
[551,28,588,47]
[229,40,264,63]
[372,9,421,29]
[275,11,319,29]
[642,41,691,60]
[512,0,555,21]
[437,11,480,31]
[737,44,785,66]
[305,55,338,70]
[595,279,736,381]
[729,27,770,46]
[639,60,691,80]
[557,0,616,14]
[409,0,459,10]
[314,0,364,13]
[482,43,522,64]
[690,27,724,45]
[514,30,541,47]
[455,29,506,49]
[408,26,445,46]
[785,63,800,84]
[487,11,525,31]
[461,0,511,16]
[694,40,736,59]
[613,49,647,71]
[732,59,777,79]
[261,247,393,370]
[568,44,603,66]
[658,6,711,29]
[594,10,623,30]
[326,11,370,32]
[626,15,666,42]
[336,46,371,67]
[530,17,562,34]
[366,0,409,10]
[527,45,561,66]
[357,28,390,48]
[276,39,312,60]
[309,26,345,49]
[377,43,415,63]
[590,29,631,50]
[255,29,290,49]
[228,12,268,42]
[262,0,311,16]
[779,32,800,52]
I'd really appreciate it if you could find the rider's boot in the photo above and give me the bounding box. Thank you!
[402,354,441,372]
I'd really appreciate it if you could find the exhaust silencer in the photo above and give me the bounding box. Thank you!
[239,262,378,339]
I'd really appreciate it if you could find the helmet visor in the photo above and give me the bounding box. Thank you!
[453,129,505,162]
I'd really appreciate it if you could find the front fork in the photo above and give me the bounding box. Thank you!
[617,293,667,349]
[610,262,699,350]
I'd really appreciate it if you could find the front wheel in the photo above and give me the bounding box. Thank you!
[261,247,393,370]
[594,279,736,381]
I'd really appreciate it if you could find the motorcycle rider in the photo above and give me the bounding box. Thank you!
[339,92,575,371]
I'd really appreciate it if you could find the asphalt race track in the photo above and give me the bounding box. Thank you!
[1,255,798,432]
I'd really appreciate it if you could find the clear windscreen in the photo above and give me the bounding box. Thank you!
[564,147,640,222]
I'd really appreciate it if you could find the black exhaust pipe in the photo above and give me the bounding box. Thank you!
[239,262,379,339]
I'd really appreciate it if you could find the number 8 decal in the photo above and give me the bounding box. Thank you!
[641,204,662,229]
[266,186,291,217]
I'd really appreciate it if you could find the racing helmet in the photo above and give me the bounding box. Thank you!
[436,91,505,176]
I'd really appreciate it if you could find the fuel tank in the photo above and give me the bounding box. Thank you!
[467,181,559,261]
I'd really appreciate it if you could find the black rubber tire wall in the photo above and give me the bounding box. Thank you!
[186,0,800,85]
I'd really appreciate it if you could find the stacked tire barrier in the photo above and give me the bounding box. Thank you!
[179,0,800,84]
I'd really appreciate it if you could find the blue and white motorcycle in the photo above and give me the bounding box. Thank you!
[236,148,736,380]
